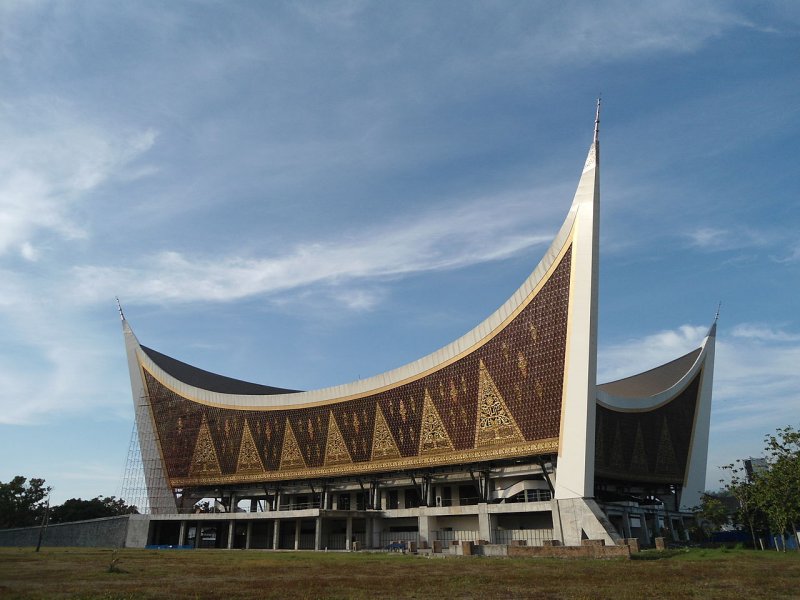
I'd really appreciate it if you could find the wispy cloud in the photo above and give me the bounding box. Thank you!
[685,226,768,251]
[0,98,157,260]
[69,191,558,307]
[507,1,758,67]
[598,325,709,383]
[771,243,800,264]
[731,323,800,343]
[0,273,129,425]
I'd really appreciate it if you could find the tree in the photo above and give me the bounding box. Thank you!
[49,496,138,524]
[721,462,766,549]
[0,476,51,529]
[757,426,800,551]
[695,492,730,539]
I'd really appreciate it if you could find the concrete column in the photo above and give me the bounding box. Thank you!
[245,521,253,550]
[314,516,322,551]
[666,514,678,541]
[323,489,329,510]
[275,491,281,511]
[346,516,353,551]
[227,521,235,549]
[229,493,237,513]
[372,517,382,549]
[478,504,493,543]
[427,480,435,507]
[294,519,301,550]
[418,510,434,548]
[178,521,187,546]
[273,520,280,550]
[250,499,258,513]
[622,510,632,539]
[640,512,651,546]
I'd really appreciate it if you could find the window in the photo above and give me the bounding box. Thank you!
[388,490,399,509]
[338,493,350,510]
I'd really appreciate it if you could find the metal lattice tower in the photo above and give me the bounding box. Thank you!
[119,421,150,514]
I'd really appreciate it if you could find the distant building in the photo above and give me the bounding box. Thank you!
[744,457,768,482]
[121,106,716,550]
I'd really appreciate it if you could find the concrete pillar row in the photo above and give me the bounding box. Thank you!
[178,521,187,547]
[345,516,353,551]
[272,520,280,550]
[227,521,235,549]
[294,519,301,550]
[314,517,322,551]
[622,509,632,539]
[477,504,493,543]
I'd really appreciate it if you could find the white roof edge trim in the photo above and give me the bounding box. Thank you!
[136,154,596,410]
[595,334,713,412]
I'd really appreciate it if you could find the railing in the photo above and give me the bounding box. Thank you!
[277,501,320,511]
[379,532,419,548]
[298,533,316,550]
[493,529,554,546]
[458,496,481,506]
[327,533,367,550]
[435,530,480,543]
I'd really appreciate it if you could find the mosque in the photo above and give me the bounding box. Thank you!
[121,104,716,550]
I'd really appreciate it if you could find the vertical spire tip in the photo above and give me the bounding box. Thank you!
[116,296,125,321]
[594,96,601,144]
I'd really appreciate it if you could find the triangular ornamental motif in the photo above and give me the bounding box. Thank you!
[629,423,649,473]
[371,404,402,461]
[279,419,306,470]
[189,416,222,478]
[236,420,265,475]
[655,417,679,475]
[608,422,625,472]
[324,412,353,467]
[419,389,454,455]
[475,360,525,447]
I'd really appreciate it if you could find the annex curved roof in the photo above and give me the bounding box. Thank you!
[593,326,716,491]
[141,346,301,396]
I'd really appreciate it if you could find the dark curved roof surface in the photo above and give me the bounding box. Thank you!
[598,348,701,399]
[141,346,302,396]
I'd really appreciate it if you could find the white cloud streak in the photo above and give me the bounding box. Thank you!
[0,98,156,259]
[70,192,558,306]
[685,227,769,251]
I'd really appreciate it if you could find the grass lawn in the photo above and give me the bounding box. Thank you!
[0,547,797,599]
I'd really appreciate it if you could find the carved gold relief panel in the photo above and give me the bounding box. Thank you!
[145,246,572,487]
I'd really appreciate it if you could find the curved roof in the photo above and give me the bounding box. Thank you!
[141,346,301,396]
[129,139,596,410]
[597,348,702,399]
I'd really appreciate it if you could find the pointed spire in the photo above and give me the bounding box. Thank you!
[708,302,721,338]
[594,96,601,144]
[115,297,125,322]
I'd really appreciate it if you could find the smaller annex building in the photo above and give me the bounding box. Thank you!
[120,107,715,551]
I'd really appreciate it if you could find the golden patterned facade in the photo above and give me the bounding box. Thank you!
[141,246,571,488]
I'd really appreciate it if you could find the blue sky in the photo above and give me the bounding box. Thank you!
[1,1,798,504]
